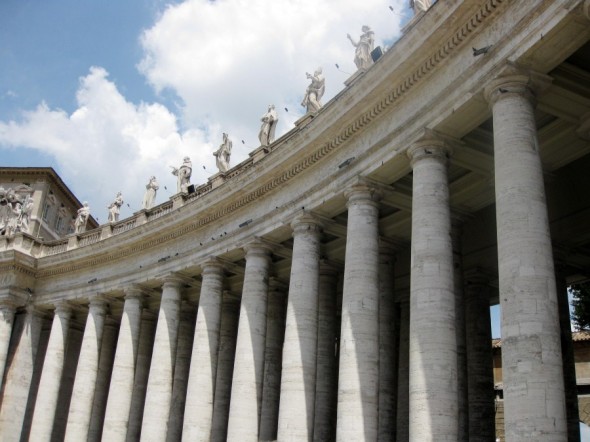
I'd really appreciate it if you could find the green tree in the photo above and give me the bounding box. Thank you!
[571,282,590,330]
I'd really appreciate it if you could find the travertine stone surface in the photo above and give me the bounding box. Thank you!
[102,288,144,441]
[227,241,272,441]
[486,71,566,441]
[64,298,107,442]
[183,260,225,441]
[0,303,16,390]
[211,292,240,442]
[0,307,44,440]
[278,213,321,441]
[141,275,183,441]
[407,140,457,441]
[464,275,495,442]
[259,279,287,441]
[29,302,72,442]
[396,299,410,442]
[337,184,381,441]
[313,262,339,442]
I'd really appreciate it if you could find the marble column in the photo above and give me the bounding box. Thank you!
[464,273,495,442]
[168,301,196,442]
[485,69,566,441]
[259,279,287,441]
[336,182,381,441]
[396,298,410,442]
[183,259,225,441]
[141,275,183,441]
[211,292,240,442]
[64,297,107,442]
[313,261,339,442]
[407,139,457,441]
[126,311,157,441]
[29,302,72,442]
[227,240,272,442]
[278,213,321,441]
[0,301,16,389]
[378,242,398,441]
[0,306,44,440]
[102,287,144,441]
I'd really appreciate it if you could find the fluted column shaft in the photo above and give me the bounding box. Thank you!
[64,298,107,442]
[336,184,381,441]
[259,280,287,441]
[29,302,72,442]
[278,213,321,441]
[0,303,16,389]
[0,307,44,440]
[313,262,339,442]
[183,261,225,441]
[486,72,566,441]
[102,288,144,441]
[464,276,495,441]
[408,141,457,441]
[227,241,272,441]
[141,276,183,441]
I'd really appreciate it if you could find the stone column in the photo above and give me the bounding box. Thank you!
[485,68,566,441]
[313,261,339,442]
[259,279,287,441]
[102,287,144,441]
[464,273,495,442]
[226,240,272,442]
[64,297,107,442]
[0,302,16,389]
[87,316,118,442]
[407,139,457,441]
[396,298,410,442]
[336,182,381,441]
[141,275,183,441]
[183,259,225,441]
[0,306,44,440]
[29,302,72,442]
[211,292,240,442]
[168,301,196,442]
[126,311,157,441]
[278,213,321,441]
[378,241,398,441]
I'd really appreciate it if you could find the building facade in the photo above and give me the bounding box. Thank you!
[1,1,590,440]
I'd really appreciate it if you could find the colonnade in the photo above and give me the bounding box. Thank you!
[0,69,575,442]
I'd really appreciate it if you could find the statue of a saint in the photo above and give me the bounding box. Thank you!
[259,105,278,147]
[75,202,91,234]
[142,176,159,209]
[410,0,432,14]
[347,26,375,70]
[301,68,325,114]
[171,157,193,193]
[214,133,232,173]
[18,195,34,233]
[107,192,124,223]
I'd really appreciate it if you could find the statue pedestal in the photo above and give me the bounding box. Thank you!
[210,173,226,190]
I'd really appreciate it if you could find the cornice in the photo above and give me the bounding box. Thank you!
[36,0,506,278]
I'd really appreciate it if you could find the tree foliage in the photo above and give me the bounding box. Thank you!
[571,282,590,331]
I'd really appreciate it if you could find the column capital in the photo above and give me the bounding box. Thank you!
[124,284,145,301]
[243,238,274,259]
[200,257,225,275]
[162,273,186,290]
[290,211,323,235]
[88,296,108,313]
[407,132,450,168]
[483,63,552,107]
[54,300,73,317]
[344,179,381,207]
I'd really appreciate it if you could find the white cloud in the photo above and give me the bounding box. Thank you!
[0,0,407,224]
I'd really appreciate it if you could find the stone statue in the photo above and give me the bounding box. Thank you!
[74,202,90,234]
[214,133,232,173]
[410,0,432,14]
[171,157,193,193]
[107,192,124,223]
[142,176,159,210]
[347,25,375,70]
[258,105,279,147]
[18,195,34,233]
[301,68,325,114]
[0,187,34,236]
